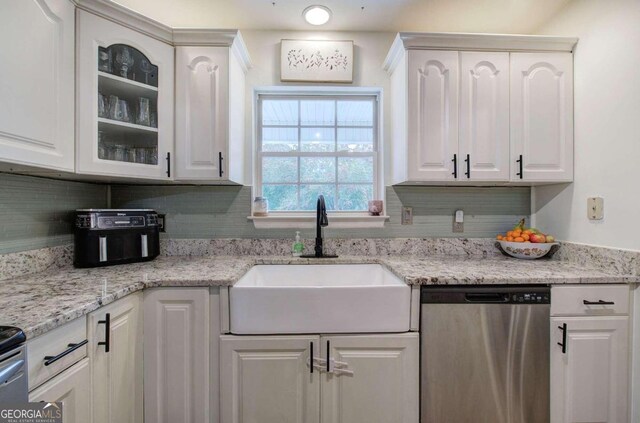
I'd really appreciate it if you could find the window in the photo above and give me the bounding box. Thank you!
[256,93,378,213]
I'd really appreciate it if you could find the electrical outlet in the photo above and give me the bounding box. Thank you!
[587,197,604,220]
[401,207,413,225]
[157,214,166,232]
[453,209,464,233]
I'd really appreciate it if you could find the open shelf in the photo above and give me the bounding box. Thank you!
[98,117,158,134]
[99,71,157,93]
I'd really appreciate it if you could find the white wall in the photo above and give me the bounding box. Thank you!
[532,0,640,251]
[240,30,395,184]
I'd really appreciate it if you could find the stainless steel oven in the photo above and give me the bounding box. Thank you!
[0,326,27,403]
[421,286,550,423]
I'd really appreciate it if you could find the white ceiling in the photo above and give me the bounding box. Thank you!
[114,0,572,33]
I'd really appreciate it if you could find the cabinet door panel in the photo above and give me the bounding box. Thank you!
[550,316,629,423]
[0,0,74,171]
[30,358,92,423]
[89,293,143,423]
[144,288,210,423]
[175,47,228,180]
[459,52,509,181]
[220,335,320,423]
[407,50,459,181]
[321,333,419,423]
[511,53,573,181]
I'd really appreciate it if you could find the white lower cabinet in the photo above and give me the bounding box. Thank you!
[29,358,92,423]
[88,292,143,423]
[220,333,419,423]
[550,285,630,423]
[143,288,211,423]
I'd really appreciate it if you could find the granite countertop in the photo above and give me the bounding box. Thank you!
[1,255,638,340]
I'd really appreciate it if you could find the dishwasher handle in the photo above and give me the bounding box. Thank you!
[465,293,510,303]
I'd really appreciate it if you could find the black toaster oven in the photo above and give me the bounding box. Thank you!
[74,209,160,268]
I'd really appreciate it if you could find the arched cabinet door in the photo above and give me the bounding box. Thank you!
[0,0,75,172]
[407,50,459,181]
[76,10,174,180]
[459,52,510,181]
[175,46,229,181]
[510,52,574,182]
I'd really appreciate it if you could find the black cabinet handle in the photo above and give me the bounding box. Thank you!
[44,339,88,366]
[166,152,171,178]
[583,300,615,305]
[218,152,224,178]
[465,154,470,178]
[452,154,458,179]
[98,313,110,353]
[516,154,523,179]
[310,341,314,374]
[557,323,567,354]
[326,340,330,372]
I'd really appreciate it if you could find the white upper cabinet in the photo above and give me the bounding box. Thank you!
[510,52,574,182]
[385,33,577,185]
[0,0,75,172]
[459,52,510,181]
[76,10,174,180]
[175,44,248,183]
[407,50,459,182]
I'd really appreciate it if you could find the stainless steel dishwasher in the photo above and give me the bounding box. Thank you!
[421,286,550,423]
[0,326,28,403]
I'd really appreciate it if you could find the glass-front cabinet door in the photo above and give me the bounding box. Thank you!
[76,10,174,180]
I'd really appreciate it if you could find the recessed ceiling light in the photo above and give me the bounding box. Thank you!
[303,5,332,26]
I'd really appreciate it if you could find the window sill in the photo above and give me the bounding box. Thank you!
[248,214,390,229]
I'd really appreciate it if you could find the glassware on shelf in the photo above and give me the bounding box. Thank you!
[115,46,134,79]
[108,95,122,121]
[132,147,147,164]
[140,59,153,85]
[98,48,112,73]
[98,131,107,159]
[135,97,151,126]
[119,100,131,123]
[149,111,157,128]
[98,93,109,118]
[114,144,128,162]
[148,146,158,165]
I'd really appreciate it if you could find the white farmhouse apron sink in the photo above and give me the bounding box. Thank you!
[229,264,411,334]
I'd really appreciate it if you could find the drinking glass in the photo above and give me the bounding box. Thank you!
[108,95,122,121]
[136,97,150,126]
[98,49,112,73]
[132,147,147,164]
[114,144,128,162]
[98,131,107,159]
[140,59,153,85]
[115,46,134,79]
[149,111,157,128]
[147,146,158,165]
[119,100,131,123]
[98,93,109,118]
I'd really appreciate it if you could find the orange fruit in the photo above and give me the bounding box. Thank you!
[514,237,525,242]
[496,235,503,240]
[506,236,514,242]
[522,234,530,241]
[507,231,514,238]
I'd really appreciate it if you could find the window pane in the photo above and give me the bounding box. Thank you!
[262,127,298,152]
[301,157,335,183]
[263,184,298,211]
[300,128,335,152]
[337,128,374,152]
[338,184,373,211]
[300,185,336,211]
[262,100,298,126]
[338,157,373,183]
[301,100,335,126]
[337,100,373,126]
[263,157,297,183]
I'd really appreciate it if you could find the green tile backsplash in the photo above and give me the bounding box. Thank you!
[0,173,108,254]
[110,185,530,240]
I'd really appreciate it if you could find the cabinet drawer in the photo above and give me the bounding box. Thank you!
[27,316,87,391]
[551,285,630,316]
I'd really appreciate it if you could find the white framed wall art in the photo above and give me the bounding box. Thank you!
[280,39,354,83]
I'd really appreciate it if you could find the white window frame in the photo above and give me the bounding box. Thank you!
[249,86,387,229]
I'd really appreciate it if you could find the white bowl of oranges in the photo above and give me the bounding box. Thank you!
[496,221,558,260]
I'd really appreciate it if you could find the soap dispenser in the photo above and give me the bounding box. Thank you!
[292,231,304,257]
